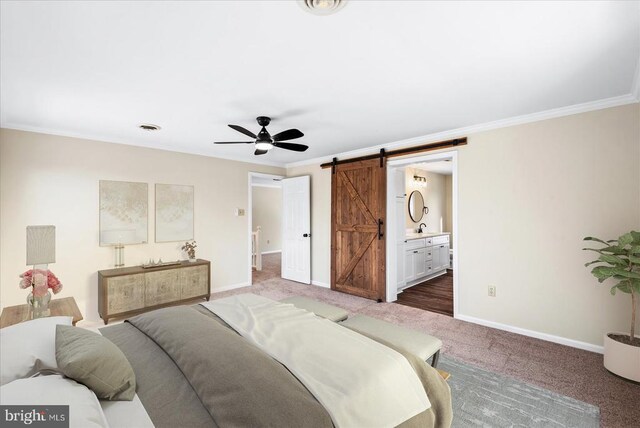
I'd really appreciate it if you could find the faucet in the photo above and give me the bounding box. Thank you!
[418,223,427,233]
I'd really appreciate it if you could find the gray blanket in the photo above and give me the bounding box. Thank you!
[102,305,452,428]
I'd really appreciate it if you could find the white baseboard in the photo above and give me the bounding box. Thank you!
[261,250,282,255]
[455,314,604,354]
[311,280,330,288]
[211,282,251,293]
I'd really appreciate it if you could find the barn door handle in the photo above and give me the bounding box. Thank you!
[377,219,384,240]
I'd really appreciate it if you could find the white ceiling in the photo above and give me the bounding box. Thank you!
[410,161,452,176]
[1,1,639,167]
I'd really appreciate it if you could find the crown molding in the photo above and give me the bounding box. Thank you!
[3,91,637,171]
[285,93,639,169]
[0,123,287,168]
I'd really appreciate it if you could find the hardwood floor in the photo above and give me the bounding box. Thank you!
[395,271,453,316]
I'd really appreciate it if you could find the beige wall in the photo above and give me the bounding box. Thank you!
[405,168,447,233]
[0,129,284,321]
[288,103,640,347]
[444,175,453,248]
[251,186,282,253]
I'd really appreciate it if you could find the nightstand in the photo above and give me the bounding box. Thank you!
[0,297,83,328]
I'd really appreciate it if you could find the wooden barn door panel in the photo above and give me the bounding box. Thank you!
[331,159,386,301]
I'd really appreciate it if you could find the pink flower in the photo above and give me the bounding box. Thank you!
[18,269,63,295]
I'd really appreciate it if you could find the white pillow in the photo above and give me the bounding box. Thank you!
[1,375,109,428]
[0,316,72,385]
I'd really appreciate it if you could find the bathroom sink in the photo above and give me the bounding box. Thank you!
[405,232,450,240]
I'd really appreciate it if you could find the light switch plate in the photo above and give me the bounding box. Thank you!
[235,208,245,216]
[488,285,496,297]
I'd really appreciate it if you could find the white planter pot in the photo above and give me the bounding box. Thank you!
[603,332,640,382]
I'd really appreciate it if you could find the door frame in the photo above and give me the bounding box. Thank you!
[247,171,285,286]
[385,150,459,318]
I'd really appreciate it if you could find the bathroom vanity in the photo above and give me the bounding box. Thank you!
[402,232,450,290]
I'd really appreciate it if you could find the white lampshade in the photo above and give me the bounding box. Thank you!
[101,229,137,246]
[26,225,56,265]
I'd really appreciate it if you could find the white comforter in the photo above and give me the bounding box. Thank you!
[202,294,430,428]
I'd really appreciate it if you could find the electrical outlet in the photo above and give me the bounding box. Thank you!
[488,285,496,297]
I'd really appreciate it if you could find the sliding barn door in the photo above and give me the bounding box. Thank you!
[331,159,386,301]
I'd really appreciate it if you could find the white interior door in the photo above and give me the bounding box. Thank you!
[281,176,311,284]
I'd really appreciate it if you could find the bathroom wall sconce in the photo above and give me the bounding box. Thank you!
[413,175,427,187]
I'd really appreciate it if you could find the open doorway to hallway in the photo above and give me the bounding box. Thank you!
[249,173,283,285]
[386,151,458,317]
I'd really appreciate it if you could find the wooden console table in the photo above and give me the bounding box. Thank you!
[0,297,83,328]
[98,259,210,324]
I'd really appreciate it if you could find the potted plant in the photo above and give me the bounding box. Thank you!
[583,231,640,382]
[182,241,197,262]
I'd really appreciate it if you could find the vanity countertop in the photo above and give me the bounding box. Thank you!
[405,232,450,241]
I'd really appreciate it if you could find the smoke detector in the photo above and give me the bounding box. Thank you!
[298,0,347,16]
[138,124,161,131]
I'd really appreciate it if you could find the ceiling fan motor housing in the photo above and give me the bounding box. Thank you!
[257,128,272,143]
[256,116,271,127]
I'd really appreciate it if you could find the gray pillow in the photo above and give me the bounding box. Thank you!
[55,325,136,401]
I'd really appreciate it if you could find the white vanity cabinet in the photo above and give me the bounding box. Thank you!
[405,248,426,282]
[402,234,449,289]
[431,235,451,272]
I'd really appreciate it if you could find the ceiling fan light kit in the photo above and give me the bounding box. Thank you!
[214,116,308,156]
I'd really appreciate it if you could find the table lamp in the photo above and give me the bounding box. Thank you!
[101,229,136,267]
[26,225,56,293]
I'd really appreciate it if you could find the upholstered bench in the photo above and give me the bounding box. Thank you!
[340,314,442,367]
[280,296,349,322]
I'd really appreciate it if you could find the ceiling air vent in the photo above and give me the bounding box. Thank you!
[298,0,347,16]
[138,124,161,131]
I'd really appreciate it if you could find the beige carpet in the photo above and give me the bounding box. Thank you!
[229,254,637,428]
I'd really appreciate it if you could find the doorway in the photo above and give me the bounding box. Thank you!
[385,151,459,317]
[248,172,284,285]
[248,172,311,286]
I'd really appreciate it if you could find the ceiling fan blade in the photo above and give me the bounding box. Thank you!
[214,141,254,144]
[228,124,257,139]
[254,149,268,156]
[272,128,304,142]
[273,142,309,152]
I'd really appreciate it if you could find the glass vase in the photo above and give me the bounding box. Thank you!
[27,290,51,319]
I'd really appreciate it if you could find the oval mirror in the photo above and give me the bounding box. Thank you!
[408,190,425,223]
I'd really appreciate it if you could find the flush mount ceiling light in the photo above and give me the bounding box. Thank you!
[138,124,161,131]
[298,0,347,16]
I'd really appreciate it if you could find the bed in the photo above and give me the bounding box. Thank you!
[1,294,452,428]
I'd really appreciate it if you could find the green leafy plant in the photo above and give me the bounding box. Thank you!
[583,231,640,345]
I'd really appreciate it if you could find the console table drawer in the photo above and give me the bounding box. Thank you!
[106,274,145,314]
[145,270,180,306]
[180,265,208,299]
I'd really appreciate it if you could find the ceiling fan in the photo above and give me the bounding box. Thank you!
[214,116,308,155]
